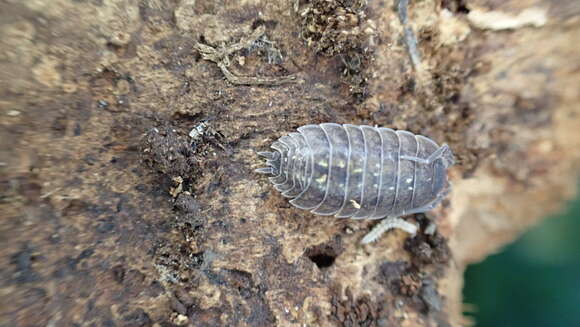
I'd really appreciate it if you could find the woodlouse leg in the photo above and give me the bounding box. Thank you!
[424,221,437,235]
[403,197,443,215]
[361,217,418,244]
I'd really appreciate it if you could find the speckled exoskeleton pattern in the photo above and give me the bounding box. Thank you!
[257,123,454,243]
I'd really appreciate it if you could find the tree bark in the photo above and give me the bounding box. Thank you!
[1,0,579,326]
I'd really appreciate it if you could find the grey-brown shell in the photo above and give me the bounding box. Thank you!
[257,123,454,220]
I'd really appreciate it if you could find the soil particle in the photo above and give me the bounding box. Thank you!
[370,215,451,321]
[170,295,188,315]
[405,217,451,267]
[420,278,443,313]
[122,308,153,327]
[298,0,375,101]
[330,287,382,326]
[141,126,197,179]
[10,243,40,284]
[299,0,369,57]
[173,193,199,214]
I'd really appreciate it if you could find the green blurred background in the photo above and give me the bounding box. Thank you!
[463,192,580,326]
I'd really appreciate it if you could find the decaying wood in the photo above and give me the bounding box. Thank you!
[1,0,579,326]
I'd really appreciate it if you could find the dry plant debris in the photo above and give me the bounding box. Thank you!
[195,25,297,86]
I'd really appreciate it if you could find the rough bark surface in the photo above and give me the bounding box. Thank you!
[1,0,579,326]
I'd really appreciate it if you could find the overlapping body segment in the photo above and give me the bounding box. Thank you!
[257,123,454,223]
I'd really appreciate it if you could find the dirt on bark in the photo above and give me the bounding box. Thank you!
[1,0,579,326]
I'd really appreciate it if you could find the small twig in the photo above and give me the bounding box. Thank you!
[397,0,422,70]
[195,25,297,86]
[225,25,266,56]
[216,62,297,86]
[40,187,62,199]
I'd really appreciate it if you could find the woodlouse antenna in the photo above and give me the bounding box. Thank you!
[258,151,276,159]
[255,167,273,174]
[256,151,281,175]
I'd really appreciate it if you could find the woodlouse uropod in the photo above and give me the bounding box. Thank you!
[256,123,454,244]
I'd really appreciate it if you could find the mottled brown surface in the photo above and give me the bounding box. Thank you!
[1,0,579,326]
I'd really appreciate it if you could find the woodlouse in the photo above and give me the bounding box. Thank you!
[257,123,454,243]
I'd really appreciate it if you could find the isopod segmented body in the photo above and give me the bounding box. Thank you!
[257,123,454,243]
